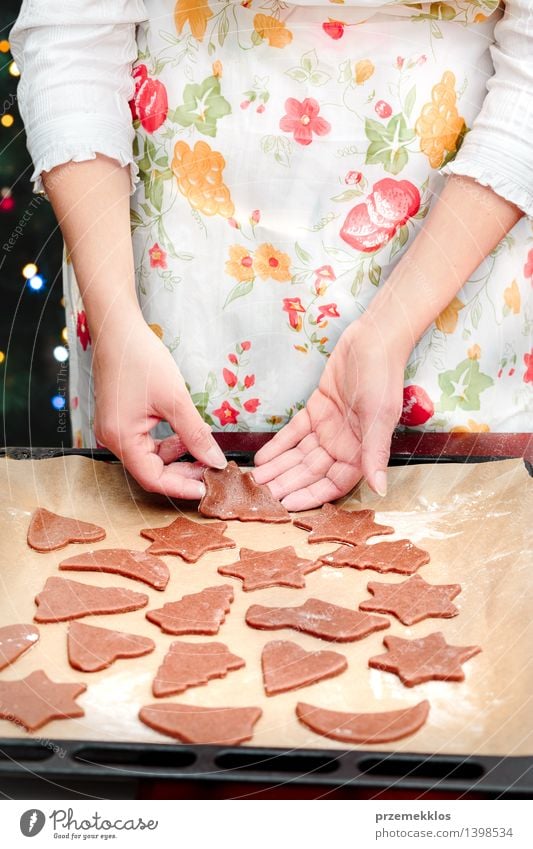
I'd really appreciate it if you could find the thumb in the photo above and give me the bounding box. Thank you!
[359,396,401,497]
[159,386,227,469]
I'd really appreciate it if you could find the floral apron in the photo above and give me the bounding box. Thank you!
[65,0,533,446]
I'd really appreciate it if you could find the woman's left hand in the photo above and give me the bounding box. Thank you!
[253,320,408,510]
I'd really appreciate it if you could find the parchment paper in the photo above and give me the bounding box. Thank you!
[0,456,531,756]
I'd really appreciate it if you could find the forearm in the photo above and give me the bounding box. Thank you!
[42,154,142,338]
[359,175,523,357]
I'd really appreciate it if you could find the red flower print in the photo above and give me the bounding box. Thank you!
[244,374,255,388]
[223,368,238,388]
[524,249,533,281]
[340,178,420,253]
[241,340,251,351]
[314,264,336,295]
[396,56,404,69]
[317,303,340,322]
[250,210,261,224]
[213,400,240,425]
[345,170,362,185]
[129,64,168,134]
[375,100,392,119]
[282,297,306,331]
[149,242,167,269]
[228,353,238,365]
[322,20,344,39]
[279,98,331,146]
[399,385,434,427]
[244,398,261,413]
[524,350,533,384]
[76,311,91,351]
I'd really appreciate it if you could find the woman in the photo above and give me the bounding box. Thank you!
[9,0,533,509]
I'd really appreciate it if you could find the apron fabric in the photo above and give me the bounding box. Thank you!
[65,0,533,446]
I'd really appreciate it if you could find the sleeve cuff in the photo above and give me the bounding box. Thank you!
[31,145,140,199]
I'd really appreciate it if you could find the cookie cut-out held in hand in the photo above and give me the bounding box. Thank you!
[59,548,169,590]
[261,640,347,696]
[27,508,105,552]
[146,585,234,635]
[199,461,290,523]
[369,632,481,687]
[246,598,390,642]
[67,622,155,672]
[140,516,236,562]
[139,703,262,745]
[320,539,430,575]
[218,546,321,591]
[34,577,149,623]
[0,670,86,732]
[152,641,245,697]
[293,503,394,545]
[296,699,430,744]
[0,625,39,671]
[359,574,461,626]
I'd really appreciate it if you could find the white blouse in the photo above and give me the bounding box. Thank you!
[8,0,533,217]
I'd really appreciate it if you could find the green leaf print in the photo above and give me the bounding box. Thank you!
[365,114,415,175]
[223,280,254,309]
[404,85,417,119]
[437,358,494,412]
[172,75,231,137]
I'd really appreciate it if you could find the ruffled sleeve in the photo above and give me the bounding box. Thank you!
[8,0,149,199]
[440,0,533,218]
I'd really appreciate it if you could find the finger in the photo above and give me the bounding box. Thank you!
[359,398,400,497]
[154,434,188,464]
[254,408,311,465]
[251,433,318,485]
[122,441,207,500]
[266,445,333,500]
[163,460,206,480]
[158,388,226,470]
[282,461,362,511]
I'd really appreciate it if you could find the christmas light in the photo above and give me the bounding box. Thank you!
[53,346,69,363]
[61,327,68,343]
[0,40,10,53]
[22,263,38,278]
[8,61,20,77]
[51,395,66,410]
[1,115,14,128]
[28,274,44,291]
[0,351,5,364]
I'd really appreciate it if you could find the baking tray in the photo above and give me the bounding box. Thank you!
[0,442,531,799]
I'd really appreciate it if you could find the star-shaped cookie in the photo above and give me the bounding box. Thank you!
[294,503,394,545]
[140,516,236,562]
[0,670,86,731]
[359,574,461,625]
[218,546,322,591]
[368,632,481,687]
[320,539,430,575]
[199,461,290,523]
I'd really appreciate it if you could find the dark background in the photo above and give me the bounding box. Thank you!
[1,0,69,448]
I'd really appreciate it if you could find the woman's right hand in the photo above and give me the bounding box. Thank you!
[92,309,226,499]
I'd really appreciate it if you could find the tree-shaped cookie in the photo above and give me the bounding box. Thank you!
[0,670,86,731]
[294,504,393,545]
[140,516,236,562]
[199,461,290,522]
[359,574,461,625]
[218,546,321,591]
[369,632,481,686]
[146,585,234,635]
[152,641,245,696]
[27,508,105,552]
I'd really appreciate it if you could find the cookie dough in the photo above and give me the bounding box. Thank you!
[320,539,430,575]
[34,577,149,623]
[0,670,86,732]
[152,641,245,697]
[27,508,105,552]
[199,461,290,522]
[296,699,430,744]
[294,504,393,545]
[218,546,321,591]
[369,632,482,686]
[146,585,234,635]
[67,622,155,672]
[139,703,262,745]
[359,574,461,625]
[140,516,236,562]
[59,549,169,590]
[262,640,347,696]
[246,598,390,642]
[0,624,39,671]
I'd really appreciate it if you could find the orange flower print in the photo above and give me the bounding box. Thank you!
[174,0,213,42]
[149,323,164,340]
[225,245,255,282]
[282,297,306,331]
[503,280,521,314]
[354,59,374,85]
[172,140,235,218]
[450,420,490,433]
[253,14,293,49]
[467,344,481,360]
[149,243,167,269]
[212,60,223,78]
[435,296,464,334]
[213,400,239,425]
[280,98,331,146]
[253,243,292,281]
[415,71,465,168]
[222,368,238,388]
[76,311,91,351]
[244,398,261,413]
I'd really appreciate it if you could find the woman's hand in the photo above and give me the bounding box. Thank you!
[253,319,408,510]
[92,310,226,498]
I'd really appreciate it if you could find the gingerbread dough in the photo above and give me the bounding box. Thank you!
[293,504,394,545]
[139,703,262,745]
[59,549,169,590]
[218,546,321,591]
[67,622,155,672]
[34,576,149,622]
[0,624,39,671]
[369,632,482,686]
[146,585,234,635]
[199,461,290,522]
[140,516,236,562]
[359,574,461,625]
[246,598,390,642]
[27,507,105,552]
[0,670,86,732]
[320,539,430,575]
[152,641,245,697]
[296,699,430,744]
[261,640,347,696]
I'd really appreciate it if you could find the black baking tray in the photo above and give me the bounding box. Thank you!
[0,446,531,799]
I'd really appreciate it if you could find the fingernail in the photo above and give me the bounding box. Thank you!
[206,446,227,469]
[197,482,207,498]
[374,470,387,497]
